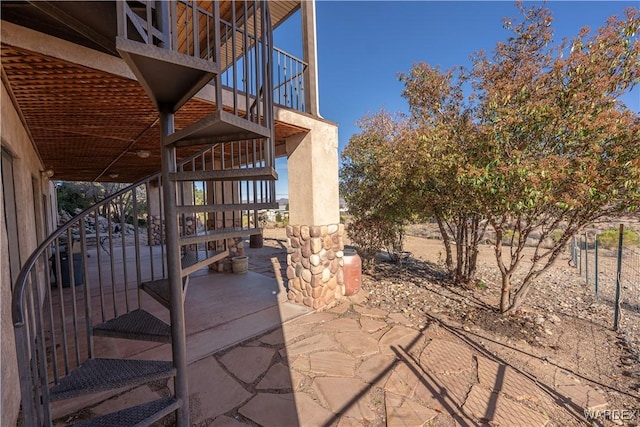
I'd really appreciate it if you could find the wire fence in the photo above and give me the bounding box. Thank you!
[571,225,640,335]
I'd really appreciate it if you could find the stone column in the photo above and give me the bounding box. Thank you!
[285,120,342,309]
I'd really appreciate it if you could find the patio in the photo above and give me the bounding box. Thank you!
[47,234,611,427]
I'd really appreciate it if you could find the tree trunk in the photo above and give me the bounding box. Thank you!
[455,217,464,280]
[435,215,453,272]
[500,273,512,313]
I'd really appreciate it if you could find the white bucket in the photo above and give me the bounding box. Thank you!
[231,256,249,274]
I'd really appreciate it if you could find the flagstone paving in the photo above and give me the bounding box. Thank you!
[85,298,611,426]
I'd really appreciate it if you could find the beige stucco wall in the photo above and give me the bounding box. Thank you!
[280,109,340,226]
[1,80,53,426]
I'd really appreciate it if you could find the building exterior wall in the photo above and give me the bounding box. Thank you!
[1,80,53,427]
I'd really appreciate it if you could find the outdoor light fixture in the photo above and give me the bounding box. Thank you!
[109,173,119,179]
[41,169,54,178]
[136,149,151,159]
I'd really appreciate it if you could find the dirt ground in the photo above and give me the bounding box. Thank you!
[265,227,640,426]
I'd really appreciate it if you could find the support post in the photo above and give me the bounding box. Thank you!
[594,236,599,298]
[160,111,189,426]
[585,233,589,285]
[614,224,624,331]
[301,0,319,116]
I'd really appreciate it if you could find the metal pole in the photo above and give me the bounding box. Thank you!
[160,110,189,426]
[579,235,583,276]
[614,224,624,331]
[585,233,589,285]
[594,236,599,298]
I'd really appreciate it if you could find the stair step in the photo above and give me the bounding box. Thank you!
[140,250,204,309]
[116,37,218,112]
[181,249,229,277]
[70,396,180,427]
[49,359,175,401]
[92,309,171,343]
[176,202,278,215]
[140,278,177,310]
[165,110,271,147]
[179,227,260,247]
[170,166,278,182]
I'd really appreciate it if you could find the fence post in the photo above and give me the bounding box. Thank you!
[585,232,589,285]
[594,235,599,298]
[613,224,624,331]
[579,235,583,276]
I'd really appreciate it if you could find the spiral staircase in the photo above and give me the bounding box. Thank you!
[11,1,276,426]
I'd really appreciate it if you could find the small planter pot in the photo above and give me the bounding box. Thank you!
[231,256,249,274]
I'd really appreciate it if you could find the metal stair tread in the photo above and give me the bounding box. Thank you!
[165,110,271,147]
[140,278,176,310]
[70,396,180,427]
[181,249,229,276]
[179,227,261,246]
[92,309,171,343]
[116,36,218,112]
[169,166,278,182]
[49,359,175,401]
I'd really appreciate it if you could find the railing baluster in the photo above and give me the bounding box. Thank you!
[53,237,70,375]
[45,243,60,384]
[80,218,93,360]
[95,210,105,323]
[66,228,81,367]
[119,196,130,313]
[133,187,142,308]
[158,177,166,278]
[107,205,117,318]
[31,266,53,426]
[25,284,43,425]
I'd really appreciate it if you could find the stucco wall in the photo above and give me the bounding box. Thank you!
[1,80,52,426]
[285,117,340,227]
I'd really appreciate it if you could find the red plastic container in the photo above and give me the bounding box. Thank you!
[342,248,361,296]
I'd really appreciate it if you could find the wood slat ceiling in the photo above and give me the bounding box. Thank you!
[1,44,308,183]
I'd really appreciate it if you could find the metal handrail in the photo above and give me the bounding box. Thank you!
[11,172,161,327]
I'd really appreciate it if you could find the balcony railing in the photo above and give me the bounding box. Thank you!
[273,47,307,112]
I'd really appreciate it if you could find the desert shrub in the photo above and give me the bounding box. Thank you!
[598,229,640,249]
[346,216,404,268]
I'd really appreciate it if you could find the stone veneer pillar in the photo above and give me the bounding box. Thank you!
[283,112,341,310]
[285,223,345,309]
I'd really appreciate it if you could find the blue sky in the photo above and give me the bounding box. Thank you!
[273,1,640,198]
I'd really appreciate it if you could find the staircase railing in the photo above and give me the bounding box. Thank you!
[11,144,276,425]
